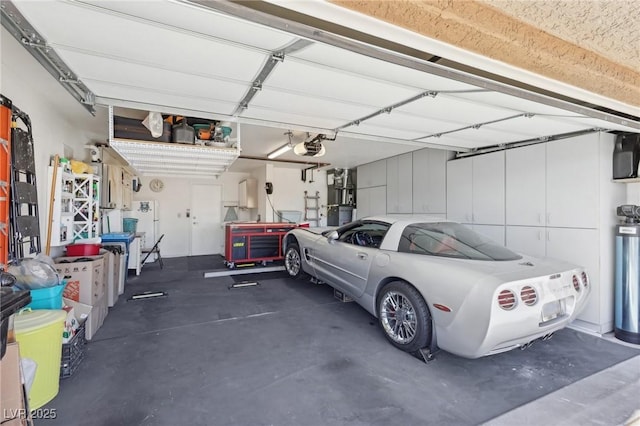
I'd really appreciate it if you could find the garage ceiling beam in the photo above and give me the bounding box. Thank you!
[336,88,488,131]
[1,1,96,115]
[421,113,528,140]
[232,38,313,116]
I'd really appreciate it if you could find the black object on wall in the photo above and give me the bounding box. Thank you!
[613,133,640,179]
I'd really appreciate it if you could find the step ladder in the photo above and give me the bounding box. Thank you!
[9,107,41,260]
[304,190,320,226]
[0,95,11,270]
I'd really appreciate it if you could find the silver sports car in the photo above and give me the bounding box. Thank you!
[283,217,591,359]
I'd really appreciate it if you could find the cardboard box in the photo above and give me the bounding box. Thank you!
[112,251,121,300]
[62,296,107,341]
[55,256,104,305]
[0,343,30,425]
[99,250,118,307]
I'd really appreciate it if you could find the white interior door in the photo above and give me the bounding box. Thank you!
[190,184,222,256]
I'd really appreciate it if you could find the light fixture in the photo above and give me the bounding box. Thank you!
[267,144,292,159]
[267,131,294,159]
[293,134,326,158]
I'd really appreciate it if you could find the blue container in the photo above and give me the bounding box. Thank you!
[615,224,640,344]
[123,218,138,233]
[25,283,67,310]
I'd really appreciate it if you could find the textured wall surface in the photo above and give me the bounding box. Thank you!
[330,0,639,109]
[482,0,639,72]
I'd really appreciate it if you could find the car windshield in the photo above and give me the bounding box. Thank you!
[398,222,522,261]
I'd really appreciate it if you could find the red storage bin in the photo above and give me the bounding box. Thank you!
[65,243,101,256]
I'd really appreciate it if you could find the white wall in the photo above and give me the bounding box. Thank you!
[1,28,107,258]
[131,172,250,258]
[270,167,328,227]
[626,183,640,205]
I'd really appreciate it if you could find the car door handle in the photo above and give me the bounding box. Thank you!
[357,252,368,260]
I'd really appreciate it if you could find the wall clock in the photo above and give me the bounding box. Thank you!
[149,178,164,192]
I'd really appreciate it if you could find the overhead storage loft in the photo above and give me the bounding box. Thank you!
[107,107,241,179]
[2,0,639,172]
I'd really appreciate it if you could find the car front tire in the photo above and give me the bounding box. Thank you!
[377,281,432,353]
[284,243,306,279]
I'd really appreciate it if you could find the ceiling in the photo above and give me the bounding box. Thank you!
[3,0,639,176]
[482,0,640,72]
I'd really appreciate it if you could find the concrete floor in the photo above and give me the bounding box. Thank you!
[45,257,640,426]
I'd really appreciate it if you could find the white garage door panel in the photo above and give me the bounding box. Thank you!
[486,115,592,137]
[16,2,266,83]
[80,1,298,51]
[290,43,479,92]
[364,111,463,136]
[251,89,374,123]
[267,60,422,107]
[240,106,347,130]
[57,50,249,103]
[397,95,518,126]
[88,81,238,116]
[342,123,433,141]
[448,127,531,145]
[448,91,584,117]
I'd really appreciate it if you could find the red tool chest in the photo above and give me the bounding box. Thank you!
[224,222,298,269]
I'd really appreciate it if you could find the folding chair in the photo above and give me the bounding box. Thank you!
[142,234,164,269]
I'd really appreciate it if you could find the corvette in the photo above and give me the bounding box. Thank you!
[283,217,591,359]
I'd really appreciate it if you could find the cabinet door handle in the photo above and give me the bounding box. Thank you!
[537,230,542,240]
[547,231,550,241]
[546,213,551,224]
[357,252,368,260]
[537,213,542,224]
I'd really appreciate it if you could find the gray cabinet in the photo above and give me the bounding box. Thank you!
[387,153,412,214]
[472,151,505,225]
[546,134,599,229]
[238,178,257,209]
[503,133,625,334]
[446,151,504,225]
[356,186,386,219]
[357,160,386,189]
[446,157,473,223]
[506,143,546,226]
[412,148,447,214]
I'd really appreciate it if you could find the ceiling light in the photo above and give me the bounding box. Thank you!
[267,131,295,159]
[267,143,292,159]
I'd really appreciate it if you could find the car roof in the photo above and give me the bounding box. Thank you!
[363,215,451,227]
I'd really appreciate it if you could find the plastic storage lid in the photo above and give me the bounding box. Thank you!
[14,310,67,334]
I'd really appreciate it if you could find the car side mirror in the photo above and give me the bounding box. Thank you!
[327,230,339,243]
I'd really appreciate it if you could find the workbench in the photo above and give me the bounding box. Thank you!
[224,222,298,269]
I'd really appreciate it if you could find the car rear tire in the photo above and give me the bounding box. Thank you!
[284,243,306,279]
[377,281,432,353]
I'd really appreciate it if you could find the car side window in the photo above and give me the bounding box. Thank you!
[338,222,390,247]
[398,223,522,261]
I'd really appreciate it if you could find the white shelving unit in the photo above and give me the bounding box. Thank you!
[47,166,75,246]
[72,173,100,240]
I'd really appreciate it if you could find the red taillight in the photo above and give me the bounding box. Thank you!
[573,275,580,292]
[581,271,589,288]
[498,289,517,310]
[520,286,538,306]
